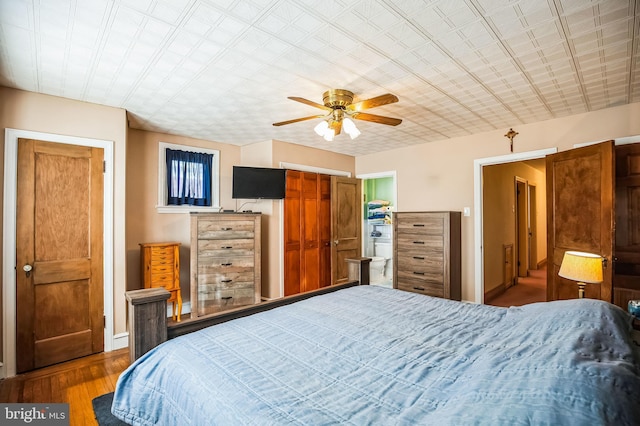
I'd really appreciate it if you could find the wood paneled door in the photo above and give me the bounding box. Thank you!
[16,139,104,373]
[614,142,640,308]
[546,141,614,302]
[331,176,362,285]
[284,171,331,295]
[284,172,360,295]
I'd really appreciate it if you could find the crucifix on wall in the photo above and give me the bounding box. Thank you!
[504,128,518,152]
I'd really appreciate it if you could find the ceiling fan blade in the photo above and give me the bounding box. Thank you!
[347,94,398,112]
[351,112,402,126]
[272,115,326,126]
[288,97,332,111]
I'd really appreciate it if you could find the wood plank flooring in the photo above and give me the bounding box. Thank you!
[487,267,547,307]
[0,348,130,426]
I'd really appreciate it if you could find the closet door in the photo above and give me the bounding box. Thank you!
[546,141,614,302]
[284,171,302,296]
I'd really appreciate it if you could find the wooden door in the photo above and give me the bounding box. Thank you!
[319,174,332,287]
[546,141,614,302]
[613,142,640,309]
[284,171,302,296]
[331,176,362,285]
[301,173,320,292]
[16,139,104,373]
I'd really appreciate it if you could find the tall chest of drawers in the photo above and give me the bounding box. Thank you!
[139,242,182,321]
[393,212,461,300]
[190,213,261,316]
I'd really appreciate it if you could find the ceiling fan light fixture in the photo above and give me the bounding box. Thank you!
[342,118,360,140]
[314,120,328,136]
[323,127,335,141]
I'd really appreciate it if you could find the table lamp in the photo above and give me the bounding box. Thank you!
[558,251,603,298]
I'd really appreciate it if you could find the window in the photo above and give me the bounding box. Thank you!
[157,142,220,213]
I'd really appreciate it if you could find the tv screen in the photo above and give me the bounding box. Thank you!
[232,166,286,199]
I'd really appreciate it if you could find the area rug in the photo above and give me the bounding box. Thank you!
[92,392,128,426]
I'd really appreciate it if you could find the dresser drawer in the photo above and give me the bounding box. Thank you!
[196,287,257,312]
[148,272,177,290]
[197,219,256,239]
[198,256,254,273]
[395,237,443,255]
[397,279,444,298]
[197,239,255,257]
[397,254,443,272]
[395,214,445,236]
[149,245,176,257]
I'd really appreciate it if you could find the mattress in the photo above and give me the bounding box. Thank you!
[113,285,640,425]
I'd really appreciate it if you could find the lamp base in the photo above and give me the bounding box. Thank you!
[578,282,586,299]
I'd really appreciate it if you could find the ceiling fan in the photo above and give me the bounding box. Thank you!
[272,89,402,140]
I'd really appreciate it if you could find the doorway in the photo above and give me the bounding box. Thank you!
[473,148,556,304]
[357,171,397,288]
[3,129,115,378]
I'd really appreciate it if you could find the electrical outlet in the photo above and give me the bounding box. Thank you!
[463,207,471,217]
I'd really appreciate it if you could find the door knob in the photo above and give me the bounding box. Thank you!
[23,264,33,277]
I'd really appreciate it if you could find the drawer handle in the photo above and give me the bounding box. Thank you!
[413,256,424,260]
[221,279,233,283]
[221,227,232,231]
[412,224,425,227]
[413,271,425,275]
[413,286,426,291]
[221,296,233,300]
[413,241,425,245]
[221,246,233,249]
[221,262,233,266]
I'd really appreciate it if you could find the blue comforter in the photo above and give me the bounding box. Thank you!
[113,285,640,425]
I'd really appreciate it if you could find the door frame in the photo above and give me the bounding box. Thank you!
[3,128,114,378]
[474,148,557,304]
[356,171,398,256]
[515,177,528,277]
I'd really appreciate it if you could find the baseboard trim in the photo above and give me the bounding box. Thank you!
[484,283,507,302]
[112,332,129,350]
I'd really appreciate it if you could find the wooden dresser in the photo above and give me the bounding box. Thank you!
[393,211,461,300]
[190,213,261,316]
[139,241,182,321]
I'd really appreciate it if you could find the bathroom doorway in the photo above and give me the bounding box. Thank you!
[357,171,397,288]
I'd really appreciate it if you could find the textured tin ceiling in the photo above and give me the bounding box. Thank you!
[1,0,638,156]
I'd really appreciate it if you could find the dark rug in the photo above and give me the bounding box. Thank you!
[92,392,128,426]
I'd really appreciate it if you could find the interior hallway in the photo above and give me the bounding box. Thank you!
[487,267,547,308]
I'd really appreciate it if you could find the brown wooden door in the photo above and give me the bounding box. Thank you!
[546,141,614,302]
[284,171,332,295]
[284,170,302,296]
[613,142,640,309]
[319,175,331,288]
[16,139,104,373]
[331,176,362,285]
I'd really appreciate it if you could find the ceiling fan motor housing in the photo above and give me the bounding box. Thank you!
[323,89,354,108]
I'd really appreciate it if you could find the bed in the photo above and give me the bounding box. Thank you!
[113,283,640,425]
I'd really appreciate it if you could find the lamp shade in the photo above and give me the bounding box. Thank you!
[558,251,603,283]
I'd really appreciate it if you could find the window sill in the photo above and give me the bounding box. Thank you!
[156,205,222,214]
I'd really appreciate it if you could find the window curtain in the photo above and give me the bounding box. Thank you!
[166,148,213,206]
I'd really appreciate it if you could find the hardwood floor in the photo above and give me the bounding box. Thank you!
[487,267,547,307]
[0,348,130,426]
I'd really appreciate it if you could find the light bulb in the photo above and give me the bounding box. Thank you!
[343,118,360,139]
[323,128,335,141]
[314,120,328,136]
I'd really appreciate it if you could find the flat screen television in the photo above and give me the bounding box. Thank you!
[232,166,286,199]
